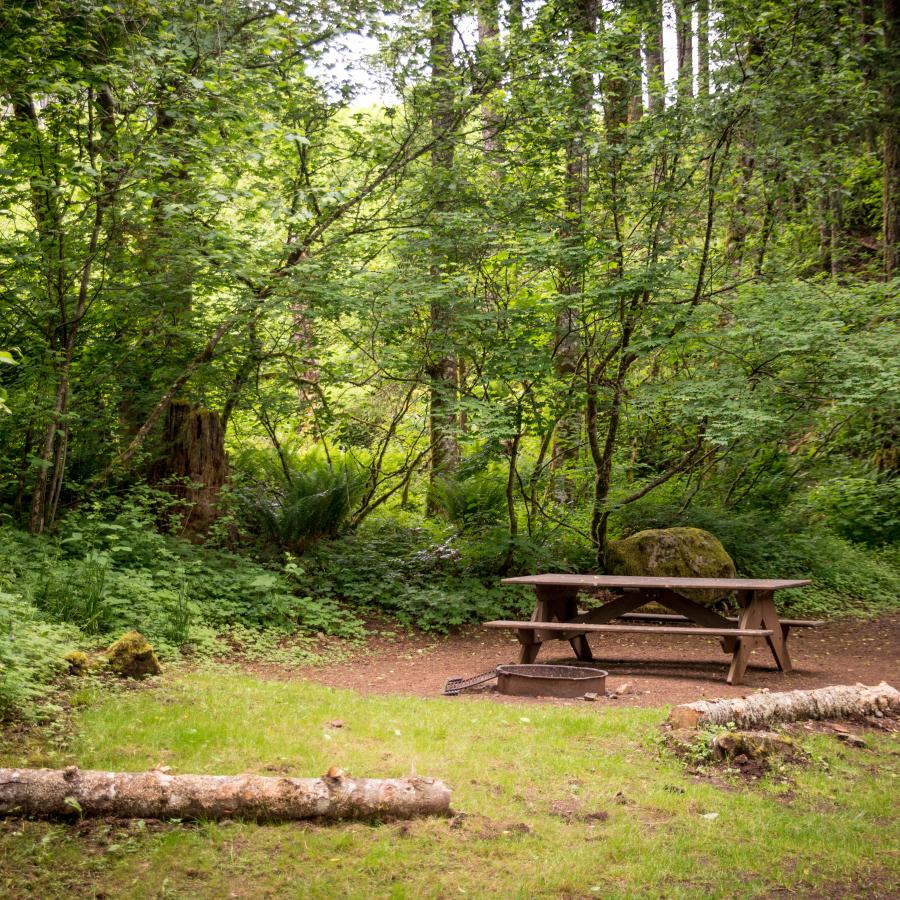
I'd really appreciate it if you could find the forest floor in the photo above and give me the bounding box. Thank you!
[286,613,900,707]
[0,615,898,898]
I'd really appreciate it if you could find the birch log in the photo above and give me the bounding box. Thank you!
[668,681,900,730]
[0,767,451,822]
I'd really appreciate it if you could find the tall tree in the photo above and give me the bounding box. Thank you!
[643,0,665,112]
[697,0,710,99]
[885,0,900,277]
[427,0,460,502]
[552,0,598,504]
[675,0,694,103]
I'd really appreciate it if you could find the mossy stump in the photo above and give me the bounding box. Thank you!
[711,730,802,763]
[105,631,162,679]
[606,527,736,604]
[63,651,89,676]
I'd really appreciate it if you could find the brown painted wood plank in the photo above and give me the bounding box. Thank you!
[617,613,823,627]
[484,621,772,637]
[501,574,811,590]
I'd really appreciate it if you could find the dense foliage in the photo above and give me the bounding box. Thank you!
[0,0,897,717]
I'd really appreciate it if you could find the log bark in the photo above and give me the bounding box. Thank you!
[0,767,452,822]
[668,681,900,730]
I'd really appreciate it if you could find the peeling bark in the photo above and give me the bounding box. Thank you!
[668,682,900,730]
[0,767,452,822]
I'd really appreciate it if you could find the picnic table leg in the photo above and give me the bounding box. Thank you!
[727,592,765,685]
[526,587,594,663]
[518,632,542,664]
[517,598,545,664]
[757,591,792,673]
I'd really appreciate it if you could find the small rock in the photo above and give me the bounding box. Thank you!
[831,723,850,734]
[583,692,599,702]
[835,733,867,749]
[614,682,633,695]
[329,720,345,729]
[700,812,719,820]
[874,710,884,718]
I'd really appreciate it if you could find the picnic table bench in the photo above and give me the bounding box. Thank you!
[484,574,818,685]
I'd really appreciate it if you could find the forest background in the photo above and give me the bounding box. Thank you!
[0,0,898,719]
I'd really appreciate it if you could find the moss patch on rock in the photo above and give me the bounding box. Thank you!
[104,631,162,679]
[63,651,89,676]
[606,526,736,604]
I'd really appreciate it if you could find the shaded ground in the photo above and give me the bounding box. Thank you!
[289,613,900,706]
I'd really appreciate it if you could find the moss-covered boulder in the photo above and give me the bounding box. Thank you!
[104,631,162,679]
[605,526,736,604]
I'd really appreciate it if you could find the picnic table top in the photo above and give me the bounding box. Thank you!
[500,574,811,591]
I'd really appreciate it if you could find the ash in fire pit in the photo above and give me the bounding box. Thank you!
[496,664,608,699]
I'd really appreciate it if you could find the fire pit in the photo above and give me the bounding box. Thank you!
[495,664,608,699]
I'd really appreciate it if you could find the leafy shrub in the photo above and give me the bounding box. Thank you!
[0,588,79,721]
[303,515,534,631]
[0,489,366,653]
[804,473,900,547]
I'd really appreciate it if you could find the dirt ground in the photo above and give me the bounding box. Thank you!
[292,613,900,707]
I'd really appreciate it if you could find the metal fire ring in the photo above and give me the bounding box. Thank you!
[495,664,608,699]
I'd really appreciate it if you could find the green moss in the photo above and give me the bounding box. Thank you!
[104,631,162,679]
[606,527,736,603]
[63,650,88,676]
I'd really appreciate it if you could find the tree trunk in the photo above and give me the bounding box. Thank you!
[884,0,900,277]
[643,0,664,113]
[674,0,693,104]
[552,0,597,505]
[427,0,459,508]
[668,681,900,730]
[153,400,228,534]
[697,0,710,99]
[477,0,502,159]
[0,767,451,822]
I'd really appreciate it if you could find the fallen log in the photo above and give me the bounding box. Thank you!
[668,681,900,730]
[0,766,451,822]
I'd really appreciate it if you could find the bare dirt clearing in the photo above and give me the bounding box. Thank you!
[284,613,900,707]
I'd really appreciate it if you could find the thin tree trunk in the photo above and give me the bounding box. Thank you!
[552,0,597,505]
[884,0,900,277]
[0,767,452,822]
[829,183,843,277]
[674,0,693,104]
[697,0,710,99]
[477,0,502,159]
[726,151,754,268]
[427,0,459,508]
[644,0,665,113]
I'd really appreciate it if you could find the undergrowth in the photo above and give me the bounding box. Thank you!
[612,501,900,617]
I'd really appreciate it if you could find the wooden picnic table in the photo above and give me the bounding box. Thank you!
[485,574,815,685]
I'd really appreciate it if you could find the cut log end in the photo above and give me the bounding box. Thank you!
[0,767,452,823]
[667,682,900,730]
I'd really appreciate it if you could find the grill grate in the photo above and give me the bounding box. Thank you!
[443,668,498,696]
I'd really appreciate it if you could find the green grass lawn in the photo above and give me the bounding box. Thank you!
[0,670,897,899]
